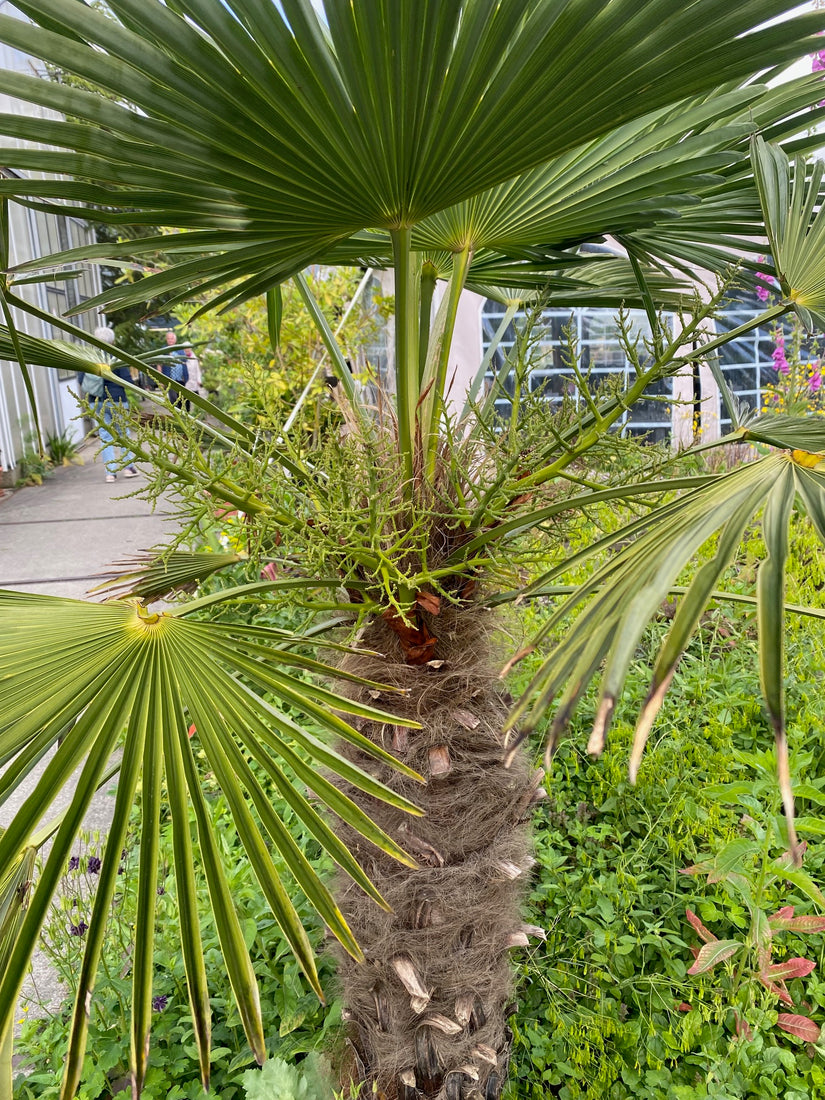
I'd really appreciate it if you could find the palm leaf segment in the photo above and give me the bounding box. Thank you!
[0,1,823,315]
[0,591,422,1094]
[752,135,825,329]
[509,417,825,866]
[0,840,36,1093]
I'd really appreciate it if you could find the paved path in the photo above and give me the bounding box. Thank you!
[0,446,176,1029]
[0,444,174,599]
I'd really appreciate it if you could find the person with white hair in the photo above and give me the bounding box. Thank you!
[83,324,140,483]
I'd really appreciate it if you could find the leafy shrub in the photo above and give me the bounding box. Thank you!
[45,431,82,466]
[241,1054,332,1100]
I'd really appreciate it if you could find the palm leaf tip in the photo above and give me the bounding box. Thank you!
[90,550,244,601]
[587,695,616,761]
[628,673,675,785]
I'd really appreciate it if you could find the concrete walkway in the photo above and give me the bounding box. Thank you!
[0,446,177,1028]
[0,443,174,599]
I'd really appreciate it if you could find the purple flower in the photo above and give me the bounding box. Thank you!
[156,884,165,896]
[86,856,101,875]
[69,921,88,937]
[68,856,80,872]
[811,369,822,394]
[152,995,168,1012]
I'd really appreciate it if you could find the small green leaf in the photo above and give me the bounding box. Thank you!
[266,285,282,353]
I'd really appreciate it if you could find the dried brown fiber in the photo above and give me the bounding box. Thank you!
[331,606,536,1099]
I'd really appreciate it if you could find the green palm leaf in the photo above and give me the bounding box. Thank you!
[91,550,244,600]
[507,421,825,856]
[413,91,759,255]
[0,842,36,1100]
[0,1,821,314]
[0,591,422,1083]
[752,135,825,328]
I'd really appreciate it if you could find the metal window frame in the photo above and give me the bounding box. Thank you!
[481,303,672,435]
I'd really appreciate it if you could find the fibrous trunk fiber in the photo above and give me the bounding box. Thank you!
[334,607,538,1100]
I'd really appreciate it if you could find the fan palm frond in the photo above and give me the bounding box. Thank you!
[0,591,422,1091]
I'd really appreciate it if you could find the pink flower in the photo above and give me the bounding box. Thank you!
[813,38,825,101]
[810,366,822,393]
[755,260,775,302]
[773,334,790,375]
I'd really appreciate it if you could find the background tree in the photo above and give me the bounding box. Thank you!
[177,265,382,425]
[2,4,825,1099]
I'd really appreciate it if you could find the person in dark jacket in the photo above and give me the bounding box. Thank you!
[92,325,139,483]
[160,329,190,410]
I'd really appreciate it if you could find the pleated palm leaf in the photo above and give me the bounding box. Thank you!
[2,3,825,1098]
[0,841,37,1097]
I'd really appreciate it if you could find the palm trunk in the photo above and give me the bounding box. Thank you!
[335,607,539,1100]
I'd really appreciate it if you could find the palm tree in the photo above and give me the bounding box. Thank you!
[3,3,825,1097]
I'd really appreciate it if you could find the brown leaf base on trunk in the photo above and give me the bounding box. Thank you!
[333,608,534,1099]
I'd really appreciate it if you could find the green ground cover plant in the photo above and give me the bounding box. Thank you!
[507,521,825,1099]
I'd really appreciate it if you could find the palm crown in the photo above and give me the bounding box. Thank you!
[3,3,825,1097]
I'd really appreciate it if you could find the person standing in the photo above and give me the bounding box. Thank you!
[184,346,202,399]
[160,329,190,409]
[84,325,140,483]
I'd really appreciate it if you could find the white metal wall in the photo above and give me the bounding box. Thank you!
[0,3,102,473]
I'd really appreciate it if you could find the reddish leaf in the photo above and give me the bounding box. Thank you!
[383,609,438,665]
[734,1013,754,1041]
[459,578,476,600]
[187,723,197,739]
[776,1014,821,1042]
[260,561,278,582]
[686,908,717,944]
[771,906,795,923]
[687,939,741,975]
[765,957,816,981]
[676,1002,692,1012]
[771,914,825,934]
[679,860,715,877]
